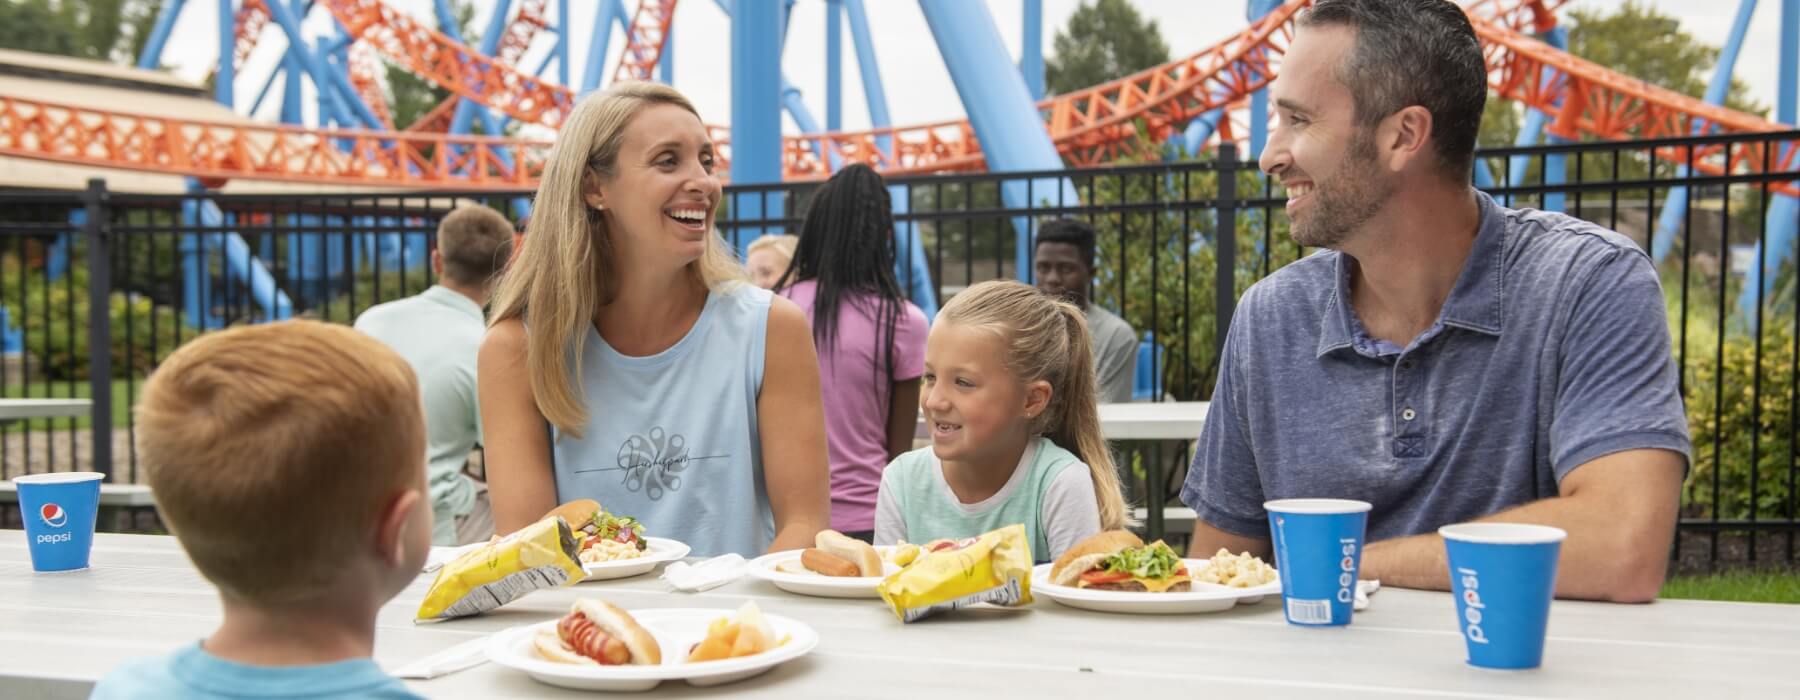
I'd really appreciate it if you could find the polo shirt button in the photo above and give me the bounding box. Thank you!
[1401,360,1415,370]
[1401,408,1417,421]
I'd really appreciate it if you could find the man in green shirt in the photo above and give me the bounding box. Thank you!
[355,205,514,545]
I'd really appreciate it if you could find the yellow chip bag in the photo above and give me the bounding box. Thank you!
[876,523,1033,623]
[415,516,586,621]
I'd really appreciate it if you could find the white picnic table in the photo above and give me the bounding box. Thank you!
[0,398,90,422]
[3,532,1796,698]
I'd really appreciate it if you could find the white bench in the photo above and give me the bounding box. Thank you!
[1132,506,1197,536]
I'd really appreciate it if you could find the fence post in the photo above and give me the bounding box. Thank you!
[1215,143,1238,356]
[82,178,113,481]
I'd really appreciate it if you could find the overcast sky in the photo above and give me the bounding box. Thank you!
[156,0,1793,133]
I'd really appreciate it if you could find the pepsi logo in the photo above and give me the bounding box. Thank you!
[39,503,67,528]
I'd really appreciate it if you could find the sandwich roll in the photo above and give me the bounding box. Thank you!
[532,598,661,666]
[1050,530,1144,587]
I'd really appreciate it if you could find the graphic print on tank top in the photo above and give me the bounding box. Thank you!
[572,426,732,501]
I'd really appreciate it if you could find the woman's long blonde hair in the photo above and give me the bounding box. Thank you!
[490,82,744,436]
[937,280,1133,531]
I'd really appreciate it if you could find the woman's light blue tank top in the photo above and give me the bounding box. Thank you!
[551,284,774,557]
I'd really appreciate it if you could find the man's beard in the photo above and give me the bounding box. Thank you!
[1289,130,1395,249]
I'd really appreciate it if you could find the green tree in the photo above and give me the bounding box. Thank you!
[0,0,161,65]
[1044,0,1170,97]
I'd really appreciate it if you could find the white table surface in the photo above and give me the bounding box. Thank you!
[0,398,91,421]
[919,400,1208,441]
[4,533,1798,699]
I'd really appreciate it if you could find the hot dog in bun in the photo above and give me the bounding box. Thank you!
[532,598,661,666]
[1050,530,1193,593]
[776,529,884,577]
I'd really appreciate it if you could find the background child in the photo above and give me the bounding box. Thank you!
[874,280,1131,562]
[745,233,798,289]
[91,320,432,699]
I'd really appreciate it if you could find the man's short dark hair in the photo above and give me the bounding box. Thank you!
[1299,0,1487,179]
[437,205,515,286]
[1036,218,1097,271]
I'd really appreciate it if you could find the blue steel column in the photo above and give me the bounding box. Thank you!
[826,0,842,130]
[1021,0,1043,100]
[217,0,236,108]
[1246,0,1281,158]
[582,0,629,92]
[919,0,1078,281]
[732,0,785,245]
[1654,0,1756,260]
[138,0,190,68]
[843,0,893,151]
[1738,0,1799,318]
[558,0,571,86]
[660,25,675,83]
[450,0,511,135]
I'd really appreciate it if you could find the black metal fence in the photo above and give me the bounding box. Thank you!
[2,130,1797,571]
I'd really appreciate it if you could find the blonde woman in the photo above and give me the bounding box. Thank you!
[744,234,797,289]
[479,83,830,556]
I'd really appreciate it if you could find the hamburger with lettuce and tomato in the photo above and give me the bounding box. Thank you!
[1050,530,1194,593]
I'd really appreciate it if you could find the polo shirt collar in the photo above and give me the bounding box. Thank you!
[422,285,486,323]
[1315,190,1507,359]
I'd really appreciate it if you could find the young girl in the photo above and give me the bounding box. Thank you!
[874,280,1130,562]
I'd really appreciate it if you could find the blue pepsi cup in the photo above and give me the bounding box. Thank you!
[1439,523,1566,669]
[13,472,104,572]
[1265,498,1371,626]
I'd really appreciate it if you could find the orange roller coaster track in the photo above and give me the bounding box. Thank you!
[0,0,1788,190]
[614,0,679,83]
[406,0,550,132]
[0,94,549,189]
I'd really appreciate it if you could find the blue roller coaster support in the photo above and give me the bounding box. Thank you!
[1654,0,1756,262]
[582,0,629,92]
[1736,0,1799,321]
[181,188,295,327]
[450,0,511,136]
[1021,0,1043,100]
[138,0,188,69]
[919,0,1078,283]
[660,24,674,84]
[826,0,842,130]
[731,0,785,245]
[217,0,235,107]
[558,0,571,87]
[843,0,893,154]
[262,0,364,129]
[891,184,939,319]
[1247,0,1282,159]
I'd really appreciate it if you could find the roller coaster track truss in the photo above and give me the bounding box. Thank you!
[2,0,1789,190]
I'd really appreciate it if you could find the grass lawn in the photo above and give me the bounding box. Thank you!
[1661,570,1800,604]
[1,379,137,429]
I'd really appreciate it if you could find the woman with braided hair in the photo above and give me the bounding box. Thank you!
[775,164,929,543]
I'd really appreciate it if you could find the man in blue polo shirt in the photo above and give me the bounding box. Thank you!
[1180,0,1687,603]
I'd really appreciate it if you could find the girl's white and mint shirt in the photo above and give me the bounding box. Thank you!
[873,437,1103,563]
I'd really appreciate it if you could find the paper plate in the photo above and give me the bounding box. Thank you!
[580,538,690,581]
[747,548,903,598]
[484,608,819,692]
[1030,560,1281,614]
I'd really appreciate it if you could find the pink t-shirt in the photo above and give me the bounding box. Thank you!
[781,280,928,531]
